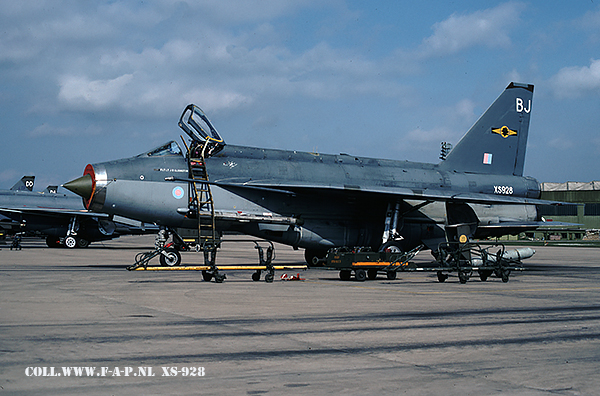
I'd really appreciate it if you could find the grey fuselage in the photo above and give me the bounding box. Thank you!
[0,190,81,211]
[84,141,540,251]
[0,188,152,241]
[0,190,82,236]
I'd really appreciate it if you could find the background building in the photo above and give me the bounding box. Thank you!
[532,181,600,241]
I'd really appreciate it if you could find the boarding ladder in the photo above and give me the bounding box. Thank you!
[178,104,225,253]
[188,142,220,251]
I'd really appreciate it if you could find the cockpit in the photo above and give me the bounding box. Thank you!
[135,105,224,160]
[142,141,183,157]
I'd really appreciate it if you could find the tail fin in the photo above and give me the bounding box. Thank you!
[10,176,35,191]
[438,82,534,176]
[45,185,59,194]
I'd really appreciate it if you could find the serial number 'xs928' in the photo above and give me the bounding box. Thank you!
[494,185,514,195]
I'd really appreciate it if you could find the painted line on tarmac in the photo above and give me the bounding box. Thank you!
[301,280,600,295]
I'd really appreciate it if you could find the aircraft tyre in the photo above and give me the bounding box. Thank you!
[355,269,367,282]
[339,269,351,281]
[252,271,261,282]
[437,271,448,283]
[77,238,90,248]
[265,273,274,283]
[46,236,61,248]
[380,240,403,253]
[202,270,213,282]
[386,271,397,280]
[64,236,78,249]
[478,269,493,282]
[214,273,226,283]
[159,248,181,267]
[367,269,378,280]
[501,269,511,283]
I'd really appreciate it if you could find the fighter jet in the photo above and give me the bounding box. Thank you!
[64,83,553,265]
[0,176,156,248]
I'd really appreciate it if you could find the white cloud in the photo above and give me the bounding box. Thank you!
[505,69,524,84]
[172,0,325,24]
[0,1,410,122]
[420,2,525,57]
[56,71,250,118]
[182,88,250,111]
[29,123,102,137]
[58,74,134,110]
[581,8,600,29]
[547,137,575,150]
[549,59,600,98]
[406,127,454,144]
[454,99,476,121]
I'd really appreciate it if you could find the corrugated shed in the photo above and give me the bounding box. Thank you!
[541,181,600,191]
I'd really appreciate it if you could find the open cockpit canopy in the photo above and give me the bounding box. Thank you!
[179,104,224,143]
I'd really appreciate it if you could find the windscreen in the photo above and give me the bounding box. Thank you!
[143,141,183,157]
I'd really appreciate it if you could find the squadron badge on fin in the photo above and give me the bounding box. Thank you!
[492,126,517,138]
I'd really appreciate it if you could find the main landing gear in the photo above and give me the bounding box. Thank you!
[45,235,90,249]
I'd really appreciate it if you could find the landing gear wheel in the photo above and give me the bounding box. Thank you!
[159,248,181,267]
[367,269,378,280]
[46,236,61,248]
[386,271,397,280]
[77,238,90,248]
[380,240,404,253]
[264,273,274,283]
[478,270,492,282]
[202,270,213,282]
[501,269,511,283]
[64,236,77,249]
[355,269,367,282]
[214,273,226,283]
[458,271,470,284]
[252,271,261,282]
[339,270,352,281]
[437,271,448,283]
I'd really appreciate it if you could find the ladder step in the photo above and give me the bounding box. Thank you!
[187,150,218,249]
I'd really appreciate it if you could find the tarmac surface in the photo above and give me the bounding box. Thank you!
[1,235,600,395]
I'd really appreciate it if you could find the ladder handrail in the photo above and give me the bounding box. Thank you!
[186,139,219,252]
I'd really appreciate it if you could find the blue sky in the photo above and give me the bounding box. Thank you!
[1,1,599,190]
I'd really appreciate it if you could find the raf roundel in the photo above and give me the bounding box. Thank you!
[172,186,185,200]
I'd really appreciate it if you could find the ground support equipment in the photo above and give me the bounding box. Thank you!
[397,242,531,283]
[322,242,532,283]
[128,235,306,283]
[323,245,424,281]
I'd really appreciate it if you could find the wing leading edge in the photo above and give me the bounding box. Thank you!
[209,180,569,207]
[0,207,111,219]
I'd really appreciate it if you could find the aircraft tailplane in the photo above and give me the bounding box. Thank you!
[439,82,534,176]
